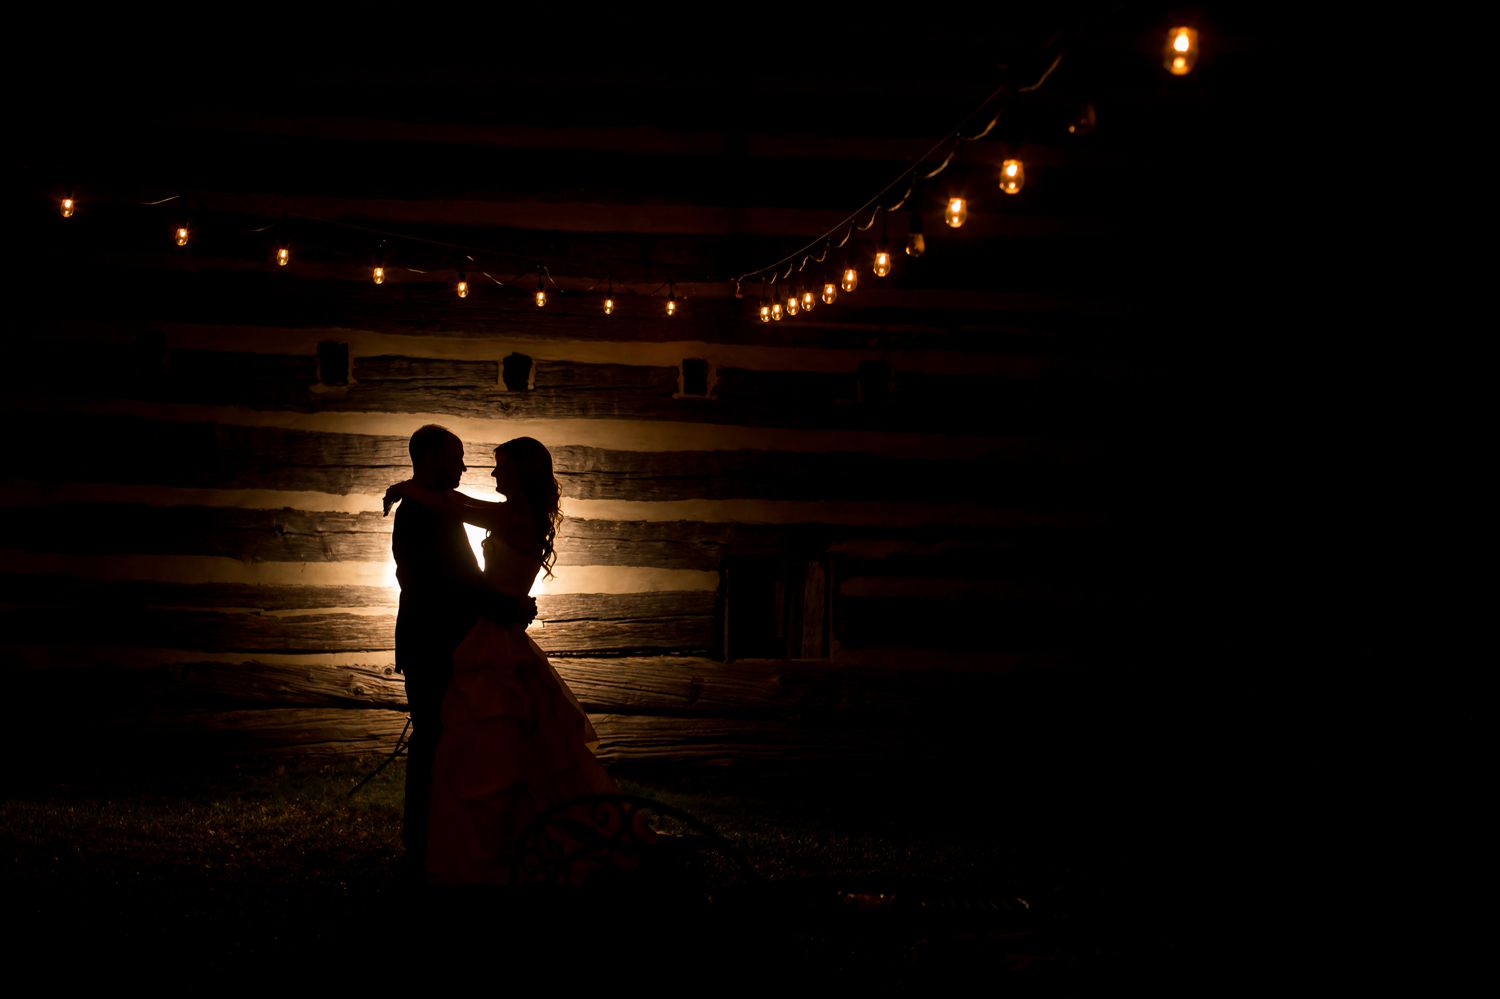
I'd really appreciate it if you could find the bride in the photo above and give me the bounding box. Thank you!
[383,436,617,885]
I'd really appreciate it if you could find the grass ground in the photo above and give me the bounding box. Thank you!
[1,752,1205,990]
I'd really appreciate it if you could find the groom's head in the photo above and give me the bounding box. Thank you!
[409,424,466,491]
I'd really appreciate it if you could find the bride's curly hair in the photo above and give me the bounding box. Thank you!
[495,436,563,578]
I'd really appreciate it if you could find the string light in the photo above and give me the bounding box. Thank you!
[873,211,892,277]
[666,279,678,317]
[841,264,859,293]
[51,38,1144,326]
[905,205,925,258]
[759,283,771,323]
[999,158,1025,194]
[1166,27,1198,75]
[1067,102,1098,136]
[945,197,967,229]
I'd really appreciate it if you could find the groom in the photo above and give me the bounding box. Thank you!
[390,424,536,881]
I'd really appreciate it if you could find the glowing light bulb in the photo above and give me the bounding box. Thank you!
[175,226,189,247]
[604,297,615,316]
[1166,27,1198,75]
[760,302,771,323]
[822,281,838,305]
[277,246,290,267]
[373,265,385,285]
[802,290,816,312]
[666,295,678,317]
[456,279,469,298]
[945,197,967,228]
[841,267,859,293]
[1068,103,1098,136]
[61,197,75,218]
[999,159,1025,195]
[772,301,784,321]
[873,250,891,278]
[785,291,798,317]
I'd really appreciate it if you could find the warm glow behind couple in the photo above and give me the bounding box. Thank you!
[384,426,618,887]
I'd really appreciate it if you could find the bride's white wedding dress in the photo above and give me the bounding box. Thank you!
[426,533,617,885]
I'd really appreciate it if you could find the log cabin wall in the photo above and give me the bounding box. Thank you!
[7,20,1248,766]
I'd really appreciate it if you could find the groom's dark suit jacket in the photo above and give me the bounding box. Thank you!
[392,499,480,867]
[393,499,482,711]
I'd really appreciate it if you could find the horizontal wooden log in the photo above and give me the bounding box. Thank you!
[84,708,916,763]
[0,574,396,610]
[14,338,1134,435]
[0,589,715,655]
[352,355,500,388]
[170,660,408,709]
[7,647,1084,716]
[25,252,1131,354]
[548,446,1094,503]
[534,592,716,653]
[31,109,1136,226]
[0,518,1117,597]
[0,606,394,653]
[833,595,1095,653]
[0,505,395,562]
[8,413,1098,503]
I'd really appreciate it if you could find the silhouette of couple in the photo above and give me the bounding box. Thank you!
[386,426,615,886]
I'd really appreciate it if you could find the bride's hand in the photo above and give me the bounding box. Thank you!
[382,480,413,516]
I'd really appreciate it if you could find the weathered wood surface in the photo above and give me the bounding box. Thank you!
[0,574,397,610]
[0,501,1105,567]
[13,336,1134,434]
[0,590,715,654]
[833,594,1094,653]
[9,413,1092,499]
[11,647,1067,720]
[28,260,1128,353]
[0,505,396,561]
[0,606,395,653]
[171,660,408,709]
[534,592,716,653]
[108,706,907,763]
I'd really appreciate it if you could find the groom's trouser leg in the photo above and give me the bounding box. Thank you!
[402,666,448,872]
